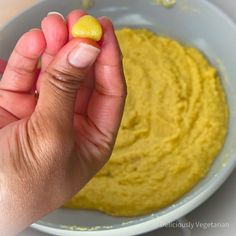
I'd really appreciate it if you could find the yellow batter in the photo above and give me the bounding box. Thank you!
[65,28,228,216]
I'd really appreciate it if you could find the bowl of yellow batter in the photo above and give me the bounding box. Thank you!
[1,0,236,235]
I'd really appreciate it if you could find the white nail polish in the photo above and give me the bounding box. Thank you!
[47,11,65,20]
[29,28,41,32]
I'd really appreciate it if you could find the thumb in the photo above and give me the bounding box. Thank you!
[35,38,100,124]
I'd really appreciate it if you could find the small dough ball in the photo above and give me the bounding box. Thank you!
[72,15,103,42]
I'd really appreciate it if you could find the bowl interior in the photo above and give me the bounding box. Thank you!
[1,0,236,233]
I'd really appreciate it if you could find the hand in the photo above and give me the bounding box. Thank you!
[0,10,126,235]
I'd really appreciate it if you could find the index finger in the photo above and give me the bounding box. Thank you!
[95,17,126,97]
[87,17,127,138]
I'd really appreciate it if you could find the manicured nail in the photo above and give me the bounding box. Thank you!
[68,43,100,68]
[29,28,41,32]
[47,11,65,20]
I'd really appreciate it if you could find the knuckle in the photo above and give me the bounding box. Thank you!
[45,66,85,93]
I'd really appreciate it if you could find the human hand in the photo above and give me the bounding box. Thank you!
[0,10,126,235]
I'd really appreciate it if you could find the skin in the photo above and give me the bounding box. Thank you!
[0,10,126,235]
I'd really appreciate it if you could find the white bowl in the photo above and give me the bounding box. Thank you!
[1,0,236,235]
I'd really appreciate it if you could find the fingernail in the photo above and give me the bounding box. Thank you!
[29,28,41,32]
[99,16,112,22]
[98,16,114,30]
[47,11,65,20]
[68,43,100,68]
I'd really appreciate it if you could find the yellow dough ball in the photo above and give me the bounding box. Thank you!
[72,15,103,42]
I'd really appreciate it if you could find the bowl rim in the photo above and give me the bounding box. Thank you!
[31,156,236,236]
